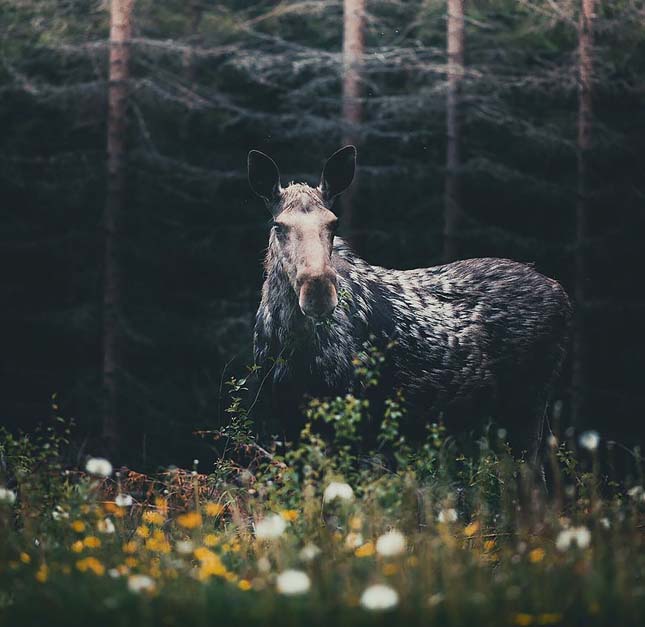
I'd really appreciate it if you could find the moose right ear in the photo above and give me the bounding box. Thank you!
[248,150,281,206]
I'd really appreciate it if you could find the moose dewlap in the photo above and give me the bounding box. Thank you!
[248,146,572,458]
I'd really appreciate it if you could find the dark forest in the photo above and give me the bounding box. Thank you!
[2,2,645,626]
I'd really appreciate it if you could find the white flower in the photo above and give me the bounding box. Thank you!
[52,505,69,521]
[360,584,399,610]
[0,487,16,505]
[276,569,311,595]
[599,517,611,529]
[375,530,406,557]
[437,508,458,523]
[176,540,194,555]
[578,431,600,452]
[108,568,122,578]
[97,517,115,534]
[323,482,354,503]
[85,457,113,477]
[115,493,133,507]
[428,592,445,607]
[627,486,644,501]
[127,574,155,593]
[345,532,364,549]
[254,513,287,540]
[299,543,321,562]
[556,526,591,551]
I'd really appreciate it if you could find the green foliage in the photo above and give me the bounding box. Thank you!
[1,376,645,626]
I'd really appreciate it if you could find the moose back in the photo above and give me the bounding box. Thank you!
[247,146,572,458]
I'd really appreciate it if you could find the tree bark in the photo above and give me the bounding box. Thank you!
[102,0,133,450]
[443,0,464,263]
[340,0,365,229]
[572,0,595,426]
[443,0,464,262]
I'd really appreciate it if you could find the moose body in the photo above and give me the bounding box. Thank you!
[248,147,571,458]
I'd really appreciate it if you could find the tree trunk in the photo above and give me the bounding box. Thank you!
[443,0,464,263]
[572,0,595,426]
[340,0,365,230]
[102,0,133,451]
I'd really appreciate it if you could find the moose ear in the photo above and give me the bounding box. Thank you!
[320,145,356,201]
[248,150,281,205]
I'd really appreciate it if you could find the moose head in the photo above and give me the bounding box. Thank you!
[248,146,356,319]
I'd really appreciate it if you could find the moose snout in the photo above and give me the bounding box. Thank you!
[297,272,338,319]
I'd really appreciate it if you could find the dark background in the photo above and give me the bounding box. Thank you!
[1,0,644,468]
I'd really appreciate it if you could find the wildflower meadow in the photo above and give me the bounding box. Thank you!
[2,374,645,627]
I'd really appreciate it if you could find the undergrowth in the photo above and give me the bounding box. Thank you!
[0,352,644,627]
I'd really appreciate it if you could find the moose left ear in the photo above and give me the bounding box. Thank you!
[320,145,356,201]
[248,150,281,206]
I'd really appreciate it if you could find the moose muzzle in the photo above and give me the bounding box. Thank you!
[297,271,338,319]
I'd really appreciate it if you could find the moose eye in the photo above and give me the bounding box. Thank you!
[273,222,285,235]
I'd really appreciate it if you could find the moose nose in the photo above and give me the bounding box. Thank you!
[297,273,338,319]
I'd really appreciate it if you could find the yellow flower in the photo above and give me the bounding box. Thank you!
[529,548,546,564]
[20,552,31,564]
[464,521,480,537]
[194,546,216,561]
[204,502,224,517]
[104,502,125,518]
[145,532,171,554]
[382,563,399,576]
[125,557,138,568]
[142,511,165,526]
[71,520,86,533]
[83,536,101,549]
[155,497,168,516]
[136,525,150,538]
[71,541,84,553]
[354,541,375,558]
[349,515,363,531]
[537,614,563,625]
[35,564,48,583]
[483,540,496,552]
[238,579,252,591]
[195,547,227,580]
[177,511,202,529]
[280,509,299,522]
[513,614,534,626]
[203,534,219,547]
[76,557,105,576]
[122,541,137,554]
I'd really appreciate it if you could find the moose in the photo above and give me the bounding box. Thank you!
[248,146,572,461]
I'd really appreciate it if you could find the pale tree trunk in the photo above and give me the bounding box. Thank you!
[340,0,364,229]
[572,0,595,426]
[102,0,133,450]
[443,0,464,263]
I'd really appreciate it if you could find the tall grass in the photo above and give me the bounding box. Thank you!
[1,359,644,627]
